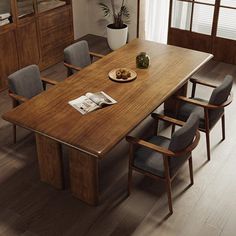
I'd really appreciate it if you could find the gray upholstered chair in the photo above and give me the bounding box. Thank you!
[169,75,233,161]
[64,40,104,76]
[126,112,200,214]
[8,64,58,143]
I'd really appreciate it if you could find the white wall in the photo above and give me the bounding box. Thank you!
[72,0,89,39]
[72,0,138,41]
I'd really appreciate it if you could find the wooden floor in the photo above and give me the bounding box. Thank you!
[1,35,236,235]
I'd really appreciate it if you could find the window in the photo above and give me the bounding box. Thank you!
[192,3,214,35]
[217,1,236,40]
[171,0,192,30]
[171,0,215,36]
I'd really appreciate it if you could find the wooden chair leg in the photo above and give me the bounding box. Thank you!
[204,109,211,161]
[221,115,225,141]
[171,124,176,135]
[163,157,173,214]
[191,82,196,98]
[13,124,16,144]
[188,156,194,185]
[165,178,173,214]
[153,119,159,136]
[128,167,133,196]
[11,99,18,144]
[205,131,211,161]
[128,144,134,196]
[42,81,46,90]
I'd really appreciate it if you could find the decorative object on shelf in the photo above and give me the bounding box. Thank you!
[109,68,137,82]
[0,13,11,26]
[99,0,130,50]
[136,52,150,69]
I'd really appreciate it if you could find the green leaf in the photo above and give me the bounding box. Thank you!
[121,6,130,19]
[99,3,111,17]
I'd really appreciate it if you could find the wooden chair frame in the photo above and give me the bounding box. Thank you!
[64,51,104,75]
[126,114,200,214]
[176,77,233,161]
[9,77,58,143]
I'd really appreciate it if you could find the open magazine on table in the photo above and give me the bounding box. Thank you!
[69,91,117,115]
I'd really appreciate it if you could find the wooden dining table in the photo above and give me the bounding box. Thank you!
[2,39,213,205]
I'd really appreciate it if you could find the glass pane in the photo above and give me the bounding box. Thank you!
[17,0,35,18]
[0,1,11,14]
[192,4,214,35]
[171,0,192,30]
[37,0,67,13]
[0,1,12,26]
[221,0,236,8]
[217,7,236,40]
[195,0,215,4]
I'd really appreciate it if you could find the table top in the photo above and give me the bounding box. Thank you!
[2,39,213,158]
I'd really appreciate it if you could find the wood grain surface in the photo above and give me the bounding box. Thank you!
[2,39,213,158]
[35,133,64,189]
[69,148,99,205]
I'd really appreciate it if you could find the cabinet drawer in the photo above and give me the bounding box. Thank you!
[38,6,72,31]
[40,42,71,68]
[40,23,73,49]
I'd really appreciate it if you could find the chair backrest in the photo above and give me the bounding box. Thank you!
[209,75,233,105]
[8,65,43,99]
[169,112,200,153]
[64,40,91,75]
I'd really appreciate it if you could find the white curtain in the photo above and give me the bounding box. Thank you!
[140,0,170,44]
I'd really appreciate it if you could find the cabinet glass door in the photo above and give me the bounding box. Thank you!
[17,0,35,19]
[37,0,67,13]
[0,1,12,26]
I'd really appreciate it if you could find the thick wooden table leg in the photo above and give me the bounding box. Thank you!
[69,148,99,206]
[164,82,188,115]
[35,134,64,189]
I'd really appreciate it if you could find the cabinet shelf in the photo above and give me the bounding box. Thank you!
[37,0,67,13]
[17,0,35,19]
[0,1,14,27]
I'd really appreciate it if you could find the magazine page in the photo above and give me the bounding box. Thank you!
[86,91,117,106]
[68,96,99,115]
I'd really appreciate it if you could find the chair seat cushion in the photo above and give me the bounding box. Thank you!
[133,136,190,178]
[177,98,224,130]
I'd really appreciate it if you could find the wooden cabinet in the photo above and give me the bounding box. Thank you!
[0,30,19,90]
[38,6,74,68]
[16,19,41,67]
[0,0,74,91]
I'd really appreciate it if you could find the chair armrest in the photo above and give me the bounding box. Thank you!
[126,130,200,158]
[176,95,219,109]
[41,77,58,85]
[9,92,28,103]
[190,78,217,88]
[126,136,175,157]
[151,113,185,127]
[89,51,105,58]
[64,62,82,71]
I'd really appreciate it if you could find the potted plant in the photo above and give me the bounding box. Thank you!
[99,0,130,50]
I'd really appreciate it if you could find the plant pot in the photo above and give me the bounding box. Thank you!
[107,24,128,51]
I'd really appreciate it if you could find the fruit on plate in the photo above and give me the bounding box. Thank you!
[116,69,131,80]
